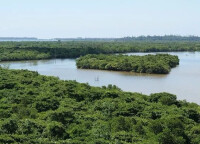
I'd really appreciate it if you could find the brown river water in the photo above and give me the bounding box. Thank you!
[1,52,200,104]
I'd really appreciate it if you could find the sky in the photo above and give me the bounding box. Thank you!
[0,0,200,38]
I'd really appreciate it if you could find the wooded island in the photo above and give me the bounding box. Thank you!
[76,54,179,74]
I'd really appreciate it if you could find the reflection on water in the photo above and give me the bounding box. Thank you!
[1,52,200,104]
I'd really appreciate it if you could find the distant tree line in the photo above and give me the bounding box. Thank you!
[0,41,200,61]
[1,35,200,42]
[116,35,200,42]
[76,54,179,74]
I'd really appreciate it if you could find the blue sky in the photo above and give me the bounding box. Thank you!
[0,0,200,38]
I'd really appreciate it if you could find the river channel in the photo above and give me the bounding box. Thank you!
[1,52,200,104]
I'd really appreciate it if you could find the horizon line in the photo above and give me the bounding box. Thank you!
[1,35,200,40]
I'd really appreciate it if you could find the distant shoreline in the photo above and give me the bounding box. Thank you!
[1,35,200,42]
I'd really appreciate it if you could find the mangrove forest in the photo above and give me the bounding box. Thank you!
[0,41,200,61]
[0,67,199,143]
[76,54,179,74]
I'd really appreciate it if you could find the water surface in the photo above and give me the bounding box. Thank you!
[1,52,200,104]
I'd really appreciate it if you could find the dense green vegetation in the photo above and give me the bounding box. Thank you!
[76,54,179,74]
[0,67,199,143]
[116,35,200,42]
[0,41,200,61]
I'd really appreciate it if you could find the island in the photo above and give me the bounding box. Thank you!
[76,54,179,74]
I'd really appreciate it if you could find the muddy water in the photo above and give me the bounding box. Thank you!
[1,52,200,104]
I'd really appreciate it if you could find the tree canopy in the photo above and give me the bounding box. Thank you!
[76,54,179,74]
[0,67,199,143]
[0,41,199,61]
